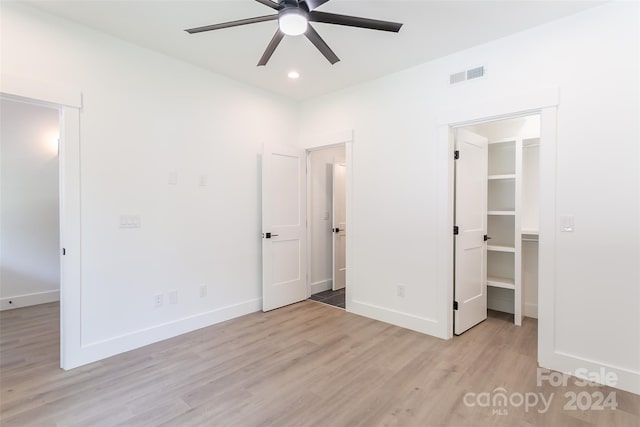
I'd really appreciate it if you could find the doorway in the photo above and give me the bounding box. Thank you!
[1,79,81,369]
[260,131,353,314]
[307,144,346,309]
[453,114,541,335]
[0,98,61,309]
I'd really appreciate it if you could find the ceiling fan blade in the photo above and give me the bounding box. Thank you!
[300,0,330,11]
[258,30,285,66]
[254,0,283,10]
[305,24,339,65]
[309,11,403,32]
[185,15,277,34]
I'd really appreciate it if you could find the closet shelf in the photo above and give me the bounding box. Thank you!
[487,276,515,290]
[488,137,517,145]
[488,210,516,216]
[488,174,516,180]
[487,245,515,253]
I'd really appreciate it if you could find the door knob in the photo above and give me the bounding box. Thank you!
[263,232,279,239]
[332,228,341,233]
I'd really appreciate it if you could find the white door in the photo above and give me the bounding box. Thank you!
[332,160,346,291]
[454,128,488,335]
[262,144,307,311]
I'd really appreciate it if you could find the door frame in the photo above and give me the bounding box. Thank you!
[303,130,354,309]
[436,88,559,362]
[1,75,82,370]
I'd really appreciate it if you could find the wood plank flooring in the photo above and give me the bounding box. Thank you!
[1,302,638,426]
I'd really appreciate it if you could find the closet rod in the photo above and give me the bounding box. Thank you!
[523,144,540,148]
[522,238,539,242]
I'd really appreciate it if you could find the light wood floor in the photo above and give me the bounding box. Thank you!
[1,302,638,426]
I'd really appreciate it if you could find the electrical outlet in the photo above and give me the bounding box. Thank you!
[168,290,178,305]
[397,284,406,298]
[154,294,163,308]
[199,285,208,298]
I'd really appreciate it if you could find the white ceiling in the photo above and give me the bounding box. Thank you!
[25,0,603,100]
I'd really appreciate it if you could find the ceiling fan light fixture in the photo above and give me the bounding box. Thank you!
[279,8,308,36]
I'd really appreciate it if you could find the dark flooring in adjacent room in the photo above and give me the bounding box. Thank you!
[308,288,345,309]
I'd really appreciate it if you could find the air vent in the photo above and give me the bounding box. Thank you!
[449,71,466,85]
[449,66,486,85]
[467,66,485,80]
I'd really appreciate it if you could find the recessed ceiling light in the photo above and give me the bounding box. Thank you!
[288,71,300,79]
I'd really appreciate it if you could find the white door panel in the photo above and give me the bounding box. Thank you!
[332,160,346,291]
[454,129,488,335]
[262,145,307,311]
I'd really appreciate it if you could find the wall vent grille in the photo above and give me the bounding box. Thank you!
[450,66,486,85]
[467,66,485,80]
[449,71,466,84]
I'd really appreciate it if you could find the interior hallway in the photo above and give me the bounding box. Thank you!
[1,302,637,426]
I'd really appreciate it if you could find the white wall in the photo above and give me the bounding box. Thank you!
[299,2,639,393]
[1,2,298,364]
[308,145,345,294]
[0,99,60,310]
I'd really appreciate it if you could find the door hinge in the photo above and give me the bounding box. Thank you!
[453,226,459,235]
[454,150,460,160]
[453,301,459,310]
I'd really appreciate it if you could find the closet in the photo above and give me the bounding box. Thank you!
[455,115,539,330]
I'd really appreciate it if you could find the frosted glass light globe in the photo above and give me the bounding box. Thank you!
[279,9,308,36]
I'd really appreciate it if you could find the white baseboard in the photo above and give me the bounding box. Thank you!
[349,299,446,339]
[488,294,514,314]
[0,290,59,311]
[524,302,538,319]
[310,279,332,295]
[487,293,538,319]
[65,298,262,369]
[540,351,640,396]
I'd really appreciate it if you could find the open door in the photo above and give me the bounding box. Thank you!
[454,128,488,334]
[262,144,307,311]
[332,159,346,291]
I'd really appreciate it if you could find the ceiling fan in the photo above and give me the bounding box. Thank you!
[185,0,403,66]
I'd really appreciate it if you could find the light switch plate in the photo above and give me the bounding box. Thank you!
[198,174,208,187]
[168,171,178,185]
[560,215,574,232]
[168,290,178,305]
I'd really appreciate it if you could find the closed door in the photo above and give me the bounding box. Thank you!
[332,160,346,291]
[454,129,488,335]
[262,144,307,311]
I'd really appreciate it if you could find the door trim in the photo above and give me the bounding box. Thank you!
[1,75,82,370]
[303,130,354,310]
[436,88,559,377]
